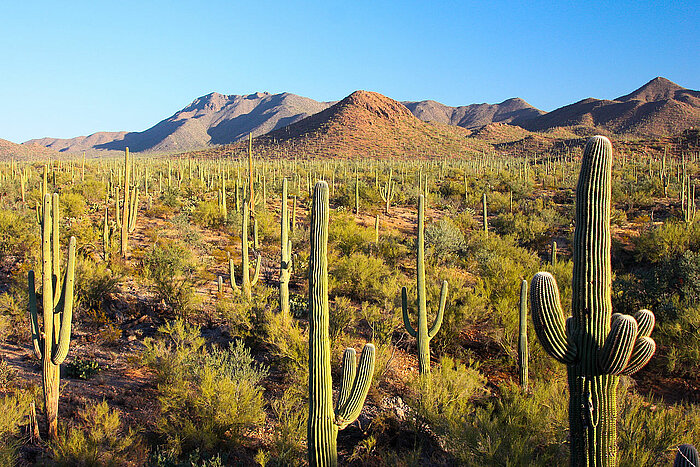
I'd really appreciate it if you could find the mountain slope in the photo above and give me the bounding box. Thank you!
[404,97,544,128]
[0,138,62,161]
[519,77,700,137]
[247,90,487,159]
[25,92,332,154]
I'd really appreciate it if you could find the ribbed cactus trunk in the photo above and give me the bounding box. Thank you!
[29,194,76,440]
[402,194,447,376]
[308,181,375,467]
[121,148,130,257]
[530,137,656,467]
[280,178,291,317]
[518,279,528,391]
[569,136,617,466]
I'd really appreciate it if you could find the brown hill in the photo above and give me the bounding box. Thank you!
[404,97,544,128]
[25,92,332,155]
[519,77,700,137]
[0,138,62,161]
[244,90,487,159]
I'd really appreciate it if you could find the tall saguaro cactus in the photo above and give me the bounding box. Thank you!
[530,136,656,466]
[308,181,375,467]
[402,194,448,376]
[280,178,291,317]
[29,193,77,440]
[230,201,261,300]
[518,279,529,391]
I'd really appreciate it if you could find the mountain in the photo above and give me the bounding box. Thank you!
[403,97,544,128]
[518,77,700,137]
[245,90,487,159]
[0,138,61,161]
[25,92,332,155]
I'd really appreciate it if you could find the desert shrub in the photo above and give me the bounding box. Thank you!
[51,400,144,466]
[618,386,700,465]
[424,217,465,262]
[61,192,89,219]
[0,289,28,343]
[0,390,33,466]
[329,213,374,256]
[263,308,308,379]
[634,220,700,263]
[431,378,569,465]
[65,357,103,380]
[0,209,36,260]
[330,252,400,305]
[467,234,539,347]
[191,200,223,228]
[329,295,356,339]
[75,258,122,315]
[142,320,267,458]
[264,386,308,466]
[143,240,201,318]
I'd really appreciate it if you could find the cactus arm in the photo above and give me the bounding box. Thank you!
[634,309,655,336]
[401,287,417,338]
[621,337,656,375]
[335,343,375,430]
[427,280,448,339]
[52,236,76,365]
[337,348,356,410]
[598,314,637,375]
[530,272,577,364]
[28,270,43,360]
[228,259,239,291]
[251,252,261,286]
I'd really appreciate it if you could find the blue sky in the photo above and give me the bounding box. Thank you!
[1,0,697,143]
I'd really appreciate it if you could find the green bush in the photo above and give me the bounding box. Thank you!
[142,320,267,458]
[51,400,145,466]
[143,240,201,317]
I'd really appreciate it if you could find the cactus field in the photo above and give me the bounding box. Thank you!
[1,131,700,466]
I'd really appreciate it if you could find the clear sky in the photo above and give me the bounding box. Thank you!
[1,0,697,143]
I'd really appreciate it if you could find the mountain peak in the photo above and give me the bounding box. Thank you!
[337,90,416,122]
[617,76,686,102]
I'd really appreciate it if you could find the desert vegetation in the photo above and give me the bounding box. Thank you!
[0,131,699,467]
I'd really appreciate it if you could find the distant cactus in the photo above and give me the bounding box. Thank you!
[402,194,448,376]
[29,193,77,440]
[230,201,261,300]
[530,136,656,466]
[308,181,375,467]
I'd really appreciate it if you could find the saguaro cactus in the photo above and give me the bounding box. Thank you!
[518,279,529,391]
[674,444,699,467]
[402,194,448,376]
[230,201,261,299]
[308,181,375,467]
[530,136,656,466]
[280,178,292,317]
[29,193,77,440]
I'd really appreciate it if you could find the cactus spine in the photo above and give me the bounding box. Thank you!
[402,194,447,376]
[518,279,529,391]
[308,181,375,467]
[674,444,699,467]
[29,193,77,440]
[530,136,656,466]
[280,178,291,317]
